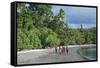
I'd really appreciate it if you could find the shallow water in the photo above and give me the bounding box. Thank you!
[81,47,96,59]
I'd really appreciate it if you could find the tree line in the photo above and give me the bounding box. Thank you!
[17,3,96,50]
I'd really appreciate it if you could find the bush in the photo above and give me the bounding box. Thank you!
[17,27,42,50]
[17,29,30,50]
[46,31,60,47]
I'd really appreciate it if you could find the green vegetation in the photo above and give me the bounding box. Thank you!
[17,3,96,50]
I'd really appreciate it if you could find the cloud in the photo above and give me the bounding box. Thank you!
[68,24,96,29]
[51,5,96,29]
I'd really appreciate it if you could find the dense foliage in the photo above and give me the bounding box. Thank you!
[17,3,96,50]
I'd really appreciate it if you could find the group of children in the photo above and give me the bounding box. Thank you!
[55,44,69,55]
[59,46,69,55]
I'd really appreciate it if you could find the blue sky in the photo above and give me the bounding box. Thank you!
[52,5,96,28]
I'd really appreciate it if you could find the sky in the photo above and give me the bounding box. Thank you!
[52,5,96,29]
